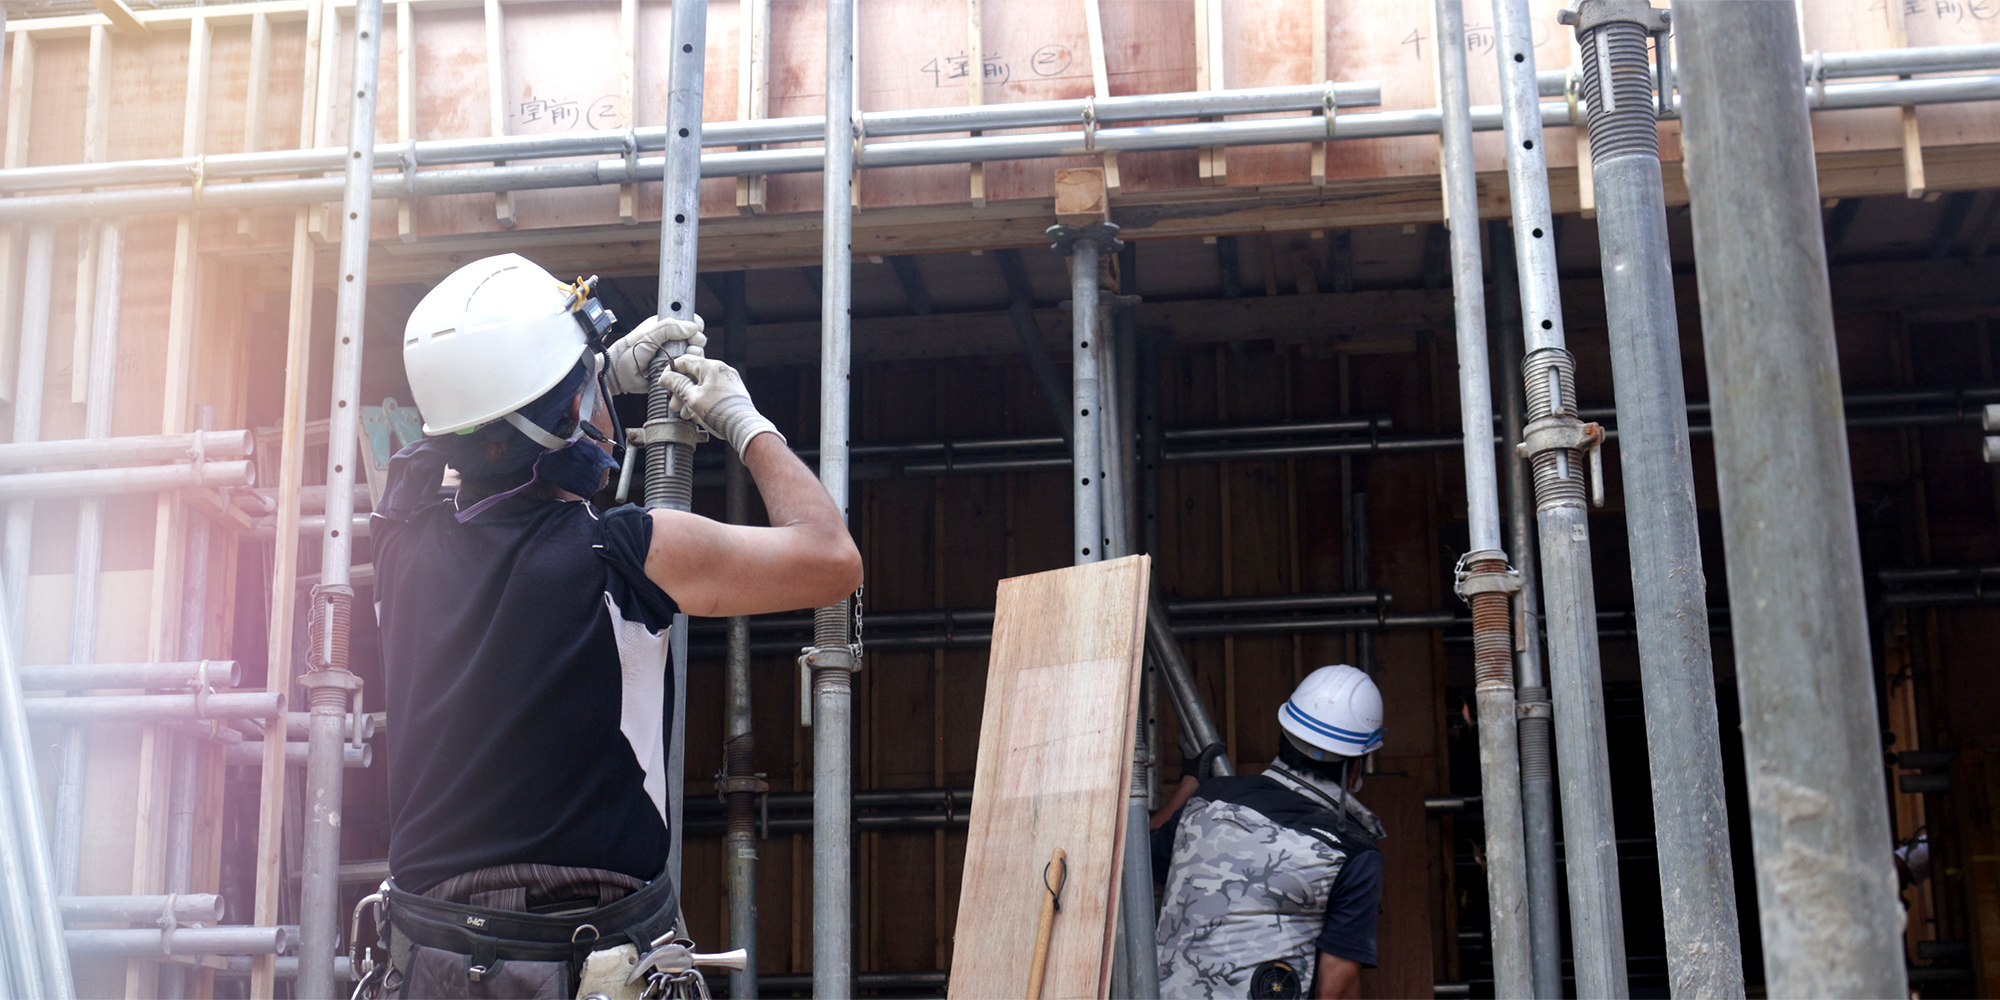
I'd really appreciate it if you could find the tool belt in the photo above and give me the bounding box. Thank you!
[373,869,678,999]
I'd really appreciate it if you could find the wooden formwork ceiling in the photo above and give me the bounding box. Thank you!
[3,0,1999,288]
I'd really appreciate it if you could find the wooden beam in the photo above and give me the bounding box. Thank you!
[1884,0,1926,199]
[237,12,272,237]
[0,29,33,404]
[1054,167,1109,226]
[129,14,212,997]
[308,0,339,239]
[621,0,640,223]
[1310,0,1327,187]
[73,24,111,405]
[89,0,152,37]
[251,3,325,994]
[1193,0,1225,186]
[486,0,515,227]
[397,0,416,241]
[733,0,770,216]
[967,0,985,208]
[1081,0,1118,196]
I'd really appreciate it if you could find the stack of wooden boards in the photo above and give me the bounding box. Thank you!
[948,556,1151,1000]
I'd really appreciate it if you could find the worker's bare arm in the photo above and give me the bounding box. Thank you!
[1150,773,1201,830]
[645,433,863,618]
[1314,951,1361,1000]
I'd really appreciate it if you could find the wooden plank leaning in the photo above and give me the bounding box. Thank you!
[948,554,1150,1000]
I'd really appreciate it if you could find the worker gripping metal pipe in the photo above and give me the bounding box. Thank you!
[1671,3,1908,996]
[648,0,708,919]
[1435,1,1530,996]
[1559,3,1746,995]
[1491,0,1629,994]
[807,3,861,996]
[297,2,382,995]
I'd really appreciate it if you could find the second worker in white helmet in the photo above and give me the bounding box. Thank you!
[1150,664,1388,1000]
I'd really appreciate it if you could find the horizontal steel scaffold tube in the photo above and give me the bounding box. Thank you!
[22,691,284,724]
[0,430,252,470]
[16,661,241,691]
[225,742,371,769]
[64,926,291,957]
[0,82,1381,193]
[0,74,1991,222]
[0,461,253,501]
[60,895,225,924]
[1534,41,2000,95]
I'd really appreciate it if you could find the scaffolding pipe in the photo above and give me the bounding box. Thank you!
[51,221,119,927]
[3,224,52,660]
[22,692,286,726]
[0,573,75,998]
[296,3,383,995]
[1671,3,1908,996]
[1145,602,1234,778]
[0,72,1992,222]
[0,82,1382,193]
[1488,221,1562,999]
[59,895,224,924]
[225,742,371,769]
[15,661,241,691]
[1436,1,1529,995]
[1534,41,2000,95]
[0,461,254,502]
[812,4,858,996]
[721,273,759,1000]
[0,429,252,470]
[1492,0,1628,993]
[64,926,291,957]
[161,404,216,1000]
[1564,5,1745,994]
[648,0,707,914]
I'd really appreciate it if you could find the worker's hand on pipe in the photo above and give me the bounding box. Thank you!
[606,314,708,395]
[659,354,785,455]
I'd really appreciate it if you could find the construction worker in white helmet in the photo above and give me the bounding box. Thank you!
[362,254,861,999]
[1151,664,1389,1000]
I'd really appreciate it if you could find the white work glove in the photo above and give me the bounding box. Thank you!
[605,314,708,395]
[658,355,785,456]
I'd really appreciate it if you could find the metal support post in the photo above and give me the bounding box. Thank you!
[1491,0,1628,993]
[647,0,708,915]
[720,273,762,1000]
[1671,3,1907,995]
[297,3,381,995]
[1560,3,1744,994]
[3,224,52,661]
[1047,221,1119,564]
[0,574,75,998]
[58,221,119,906]
[1489,220,1563,1000]
[1436,1,1529,995]
[809,4,859,996]
[159,405,214,1000]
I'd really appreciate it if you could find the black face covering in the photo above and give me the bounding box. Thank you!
[380,359,620,523]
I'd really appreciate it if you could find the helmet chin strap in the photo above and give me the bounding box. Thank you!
[501,356,602,451]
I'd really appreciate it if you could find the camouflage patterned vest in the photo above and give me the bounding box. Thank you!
[1155,765,1384,999]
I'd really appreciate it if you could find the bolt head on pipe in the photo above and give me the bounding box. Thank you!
[1046,221,1124,255]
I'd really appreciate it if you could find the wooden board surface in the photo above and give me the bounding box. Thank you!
[948,554,1149,1000]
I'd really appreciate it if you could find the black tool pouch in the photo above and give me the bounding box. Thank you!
[382,870,678,999]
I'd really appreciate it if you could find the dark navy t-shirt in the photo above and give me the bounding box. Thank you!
[1152,776,1383,968]
[373,495,677,894]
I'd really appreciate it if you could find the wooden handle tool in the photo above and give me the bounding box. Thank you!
[1026,847,1067,1000]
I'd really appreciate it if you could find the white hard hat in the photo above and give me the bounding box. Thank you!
[1278,664,1385,759]
[403,253,587,436]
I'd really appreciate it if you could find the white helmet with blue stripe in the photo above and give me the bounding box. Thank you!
[1278,664,1385,760]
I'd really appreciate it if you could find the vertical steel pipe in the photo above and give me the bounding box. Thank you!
[650,0,707,912]
[1436,1,1529,995]
[3,225,51,659]
[812,3,857,996]
[1564,4,1743,994]
[1051,224,1112,564]
[297,4,382,995]
[721,273,759,1000]
[1490,220,1563,999]
[1671,3,1907,996]
[0,570,72,999]
[1491,0,1628,993]
[159,404,215,1000]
